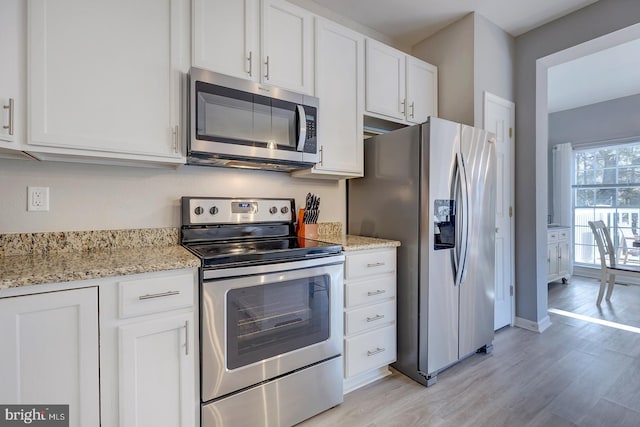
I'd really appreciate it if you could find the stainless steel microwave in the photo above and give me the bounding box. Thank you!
[187,67,319,171]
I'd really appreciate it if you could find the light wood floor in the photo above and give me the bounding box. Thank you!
[299,277,640,426]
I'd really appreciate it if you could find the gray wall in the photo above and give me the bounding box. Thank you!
[412,13,515,128]
[412,14,475,126]
[515,0,640,323]
[549,93,640,146]
[473,14,516,127]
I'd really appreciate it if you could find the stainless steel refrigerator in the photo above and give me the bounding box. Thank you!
[348,117,496,386]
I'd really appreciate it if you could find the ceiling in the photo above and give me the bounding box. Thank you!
[309,0,600,47]
[310,0,640,113]
[548,37,640,113]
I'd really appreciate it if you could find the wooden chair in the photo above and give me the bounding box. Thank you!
[617,225,640,264]
[588,220,640,304]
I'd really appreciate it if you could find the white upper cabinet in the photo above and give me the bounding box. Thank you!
[192,0,259,80]
[406,56,438,124]
[28,0,189,165]
[0,0,29,158]
[261,0,314,95]
[193,0,314,95]
[292,18,363,179]
[365,39,438,125]
[365,39,406,121]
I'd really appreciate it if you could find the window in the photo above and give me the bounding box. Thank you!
[574,143,640,266]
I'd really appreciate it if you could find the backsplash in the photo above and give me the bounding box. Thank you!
[318,222,343,237]
[0,228,179,257]
[0,223,344,257]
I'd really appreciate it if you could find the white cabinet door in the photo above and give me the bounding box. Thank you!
[0,287,100,427]
[119,312,195,427]
[28,0,188,162]
[293,18,363,179]
[365,39,405,121]
[0,0,26,153]
[406,56,438,124]
[547,243,559,281]
[261,0,314,95]
[192,0,259,80]
[558,239,570,277]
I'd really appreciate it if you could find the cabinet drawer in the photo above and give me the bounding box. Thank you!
[345,273,396,308]
[345,249,396,279]
[345,325,396,378]
[345,299,395,336]
[548,231,558,242]
[558,229,570,240]
[119,272,194,319]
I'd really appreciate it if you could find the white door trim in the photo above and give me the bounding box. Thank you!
[484,91,515,329]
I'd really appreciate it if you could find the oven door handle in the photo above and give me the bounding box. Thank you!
[296,104,307,152]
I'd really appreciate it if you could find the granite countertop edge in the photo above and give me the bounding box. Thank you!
[318,234,401,251]
[0,245,200,291]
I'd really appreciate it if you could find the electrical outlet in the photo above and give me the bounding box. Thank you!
[27,186,50,211]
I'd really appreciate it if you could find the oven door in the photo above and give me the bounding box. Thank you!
[201,255,344,402]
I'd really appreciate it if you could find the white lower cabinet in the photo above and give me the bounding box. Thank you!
[343,247,397,393]
[0,287,100,427]
[100,268,198,427]
[547,227,571,283]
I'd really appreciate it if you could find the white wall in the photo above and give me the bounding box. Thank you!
[0,158,345,233]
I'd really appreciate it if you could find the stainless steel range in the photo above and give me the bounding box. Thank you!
[180,197,344,427]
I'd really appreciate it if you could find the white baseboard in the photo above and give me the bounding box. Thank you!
[515,315,552,333]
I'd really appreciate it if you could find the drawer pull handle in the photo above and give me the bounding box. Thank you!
[138,290,180,300]
[366,314,385,322]
[367,347,386,357]
[184,320,189,356]
[3,98,14,136]
[367,290,386,296]
[367,262,385,268]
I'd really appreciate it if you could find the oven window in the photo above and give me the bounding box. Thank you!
[226,274,330,370]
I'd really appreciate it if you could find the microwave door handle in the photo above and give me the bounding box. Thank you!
[296,105,307,152]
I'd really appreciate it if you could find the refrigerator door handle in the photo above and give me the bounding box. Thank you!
[451,158,460,283]
[455,152,470,286]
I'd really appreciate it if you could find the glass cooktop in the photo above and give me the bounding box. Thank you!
[184,237,343,268]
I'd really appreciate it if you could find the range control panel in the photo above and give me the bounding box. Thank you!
[182,197,295,225]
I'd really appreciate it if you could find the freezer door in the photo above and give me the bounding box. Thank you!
[458,125,496,357]
[421,117,460,376]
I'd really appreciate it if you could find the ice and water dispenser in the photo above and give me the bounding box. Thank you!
[434,200,456,250]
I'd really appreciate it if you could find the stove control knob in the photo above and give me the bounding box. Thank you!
[209,206,218,215]
[281,206,289,214]
[194,206,204,215]
[269,206,278,214]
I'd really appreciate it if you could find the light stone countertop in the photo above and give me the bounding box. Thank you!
[0,225,400,290]
[0,245,200,290]
[0,228,200,290]
[316,222,401,250]
[317,234,401,251]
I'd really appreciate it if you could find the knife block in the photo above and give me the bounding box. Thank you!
[297,209,318,239]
